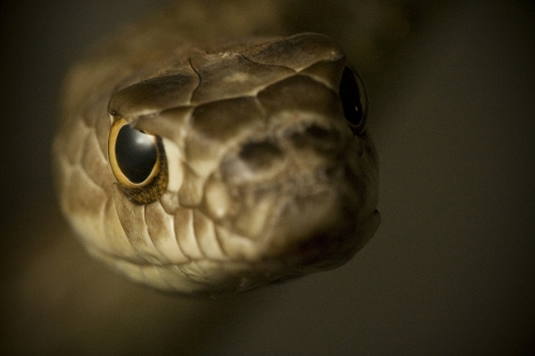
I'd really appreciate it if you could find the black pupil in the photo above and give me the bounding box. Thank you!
[339,66,364,127]
[115,124,157,183]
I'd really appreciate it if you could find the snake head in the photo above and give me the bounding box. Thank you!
[55,33,379,296]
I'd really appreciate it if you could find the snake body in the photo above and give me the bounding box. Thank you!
[53,1,380,297]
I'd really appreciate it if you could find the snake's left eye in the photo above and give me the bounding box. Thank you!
[108,118,168,204]
[339,66,368,136]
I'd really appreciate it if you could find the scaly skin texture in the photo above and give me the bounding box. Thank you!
[53,2,380,297]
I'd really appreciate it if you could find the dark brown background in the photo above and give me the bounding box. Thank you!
[1,0,534,355]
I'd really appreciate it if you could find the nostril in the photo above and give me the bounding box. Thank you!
[239,140,283,171]
[220,140,286,185]
[304,125,331,140]
[287,124,340,152]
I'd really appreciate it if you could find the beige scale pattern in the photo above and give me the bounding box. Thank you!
[53,3,380,297]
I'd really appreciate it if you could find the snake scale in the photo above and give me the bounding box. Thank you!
[52,0,380,297]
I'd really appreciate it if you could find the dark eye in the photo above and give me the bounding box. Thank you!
[339,66,368,135]
[108,118,168,204]
[115,124,157,183]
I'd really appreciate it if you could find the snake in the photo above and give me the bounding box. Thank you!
[52,1,380,297]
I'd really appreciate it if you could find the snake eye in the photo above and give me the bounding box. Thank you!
[339,66,368,135]
[108,118,168,204]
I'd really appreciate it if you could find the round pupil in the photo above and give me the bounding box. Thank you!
[115,124,157,183]
[339,66,364,127]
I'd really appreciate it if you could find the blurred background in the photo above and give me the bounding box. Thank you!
[1,0,534,354]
